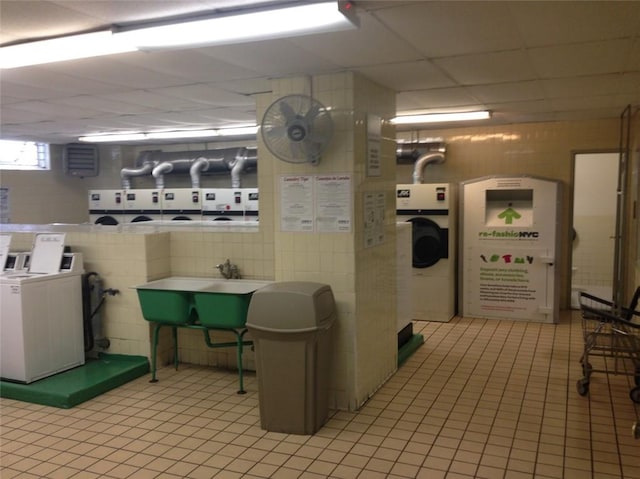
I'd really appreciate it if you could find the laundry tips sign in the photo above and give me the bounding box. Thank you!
[460,176,561,323]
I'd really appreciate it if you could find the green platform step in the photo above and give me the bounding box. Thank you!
[0,354,149,409]
[398,334,424,366]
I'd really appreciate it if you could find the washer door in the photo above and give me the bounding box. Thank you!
[132,215,152,222]
[408,217,448,268]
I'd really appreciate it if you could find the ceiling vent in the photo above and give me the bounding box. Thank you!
[63,143,99,178]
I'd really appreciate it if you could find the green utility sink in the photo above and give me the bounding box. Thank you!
[134,277,272,328]
[193,281,273,328]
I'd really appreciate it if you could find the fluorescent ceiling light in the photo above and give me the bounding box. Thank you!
[116,2,358,49]
[392,111,491,125]
[0,2,357,69]
[78,126,259,143]
[0,31,137,69]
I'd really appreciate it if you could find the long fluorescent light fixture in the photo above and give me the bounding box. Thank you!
[79,126,259,143]
[392,111,491,125]
[0,31,137,69]
[117,1,359,50]
[1,2,357,69]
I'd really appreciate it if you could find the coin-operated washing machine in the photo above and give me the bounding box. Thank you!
[88,189,123,225]
[0,233,85,383]
[162,188,202,221]
[122,189,162,223]
[202,188,246,221]
[396,183,456,322]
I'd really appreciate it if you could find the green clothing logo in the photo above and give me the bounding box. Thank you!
[498,207,521,225]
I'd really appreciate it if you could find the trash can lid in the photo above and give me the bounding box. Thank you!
[246,281,336,332]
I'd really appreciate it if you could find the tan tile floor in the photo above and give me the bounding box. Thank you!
[1,311,639,478]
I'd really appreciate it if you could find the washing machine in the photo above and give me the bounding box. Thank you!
[161,188,202,221]
[0,233,85,383]
[122,189,162,223]
[201,188,246,221]
[88,189,124,225]
[396,183,456,322]
[243,188,259,222]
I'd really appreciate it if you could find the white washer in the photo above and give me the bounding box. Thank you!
[243,188,259,222]
[396,183,456,322]
[0,233,85,383]
[123,189,162,223]
[88,189,123,225]
[162,188,202,221]
[201,188,246,222]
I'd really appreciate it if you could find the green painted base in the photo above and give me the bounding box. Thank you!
[0,354,149,409]
[398,334,424,367]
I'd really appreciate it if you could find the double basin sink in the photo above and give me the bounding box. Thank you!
[135,276,273,329]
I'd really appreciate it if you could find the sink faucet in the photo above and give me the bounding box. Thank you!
[216,259,240,279]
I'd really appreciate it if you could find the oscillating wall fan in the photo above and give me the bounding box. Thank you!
[261,94,334,165]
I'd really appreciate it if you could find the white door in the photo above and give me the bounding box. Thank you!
[571,152,619,306]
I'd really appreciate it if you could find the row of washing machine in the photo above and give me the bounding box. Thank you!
[89,188,259,225]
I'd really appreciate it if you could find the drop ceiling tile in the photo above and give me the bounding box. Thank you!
[290,9,422,67]
[550,94,623,112]
[468,81,545,104]
[542,74,630,99]
[198,39,339,77]
[433,50,537,85]
[373,1,525,57]
[529,39,633,79]
[396,87,483,113]
[115,49,260,83]
[213,78,272,96]
[0,67,127,96]
[41,54,190,89]
[355,61,456,91]
[51,95,159,115]
[8,100,101,119]
[510,1,640,47]
[155,84,254,108]
[97,90,205,111]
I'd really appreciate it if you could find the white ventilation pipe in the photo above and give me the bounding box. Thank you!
[120,162,154,190]
[189,157,209,188]
[412,152,445,184]
[152,162,174,189]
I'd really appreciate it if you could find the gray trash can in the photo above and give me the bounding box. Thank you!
[246,281,336,435]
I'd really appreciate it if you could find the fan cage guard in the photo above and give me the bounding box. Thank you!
[261,94,334,165]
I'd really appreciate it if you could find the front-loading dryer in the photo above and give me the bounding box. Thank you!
[123,189,162,223]
[162,188,202,221]
[396,183,456,322]
[201,188,246,221]
[88,189,124,225]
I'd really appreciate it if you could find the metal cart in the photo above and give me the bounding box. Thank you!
[576,288,640,438]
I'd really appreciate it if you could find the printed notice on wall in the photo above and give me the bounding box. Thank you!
[364,192,385,248]
[0,188,8,224]
[366,114,382,177]
[315,175,352,233]
[279,174,352,233]
[280,175,314,232]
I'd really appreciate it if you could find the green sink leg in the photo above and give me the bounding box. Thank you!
[150,323,162,383]
[172,326,179,370]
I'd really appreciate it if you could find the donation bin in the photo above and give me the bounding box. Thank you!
[246,282,336,435]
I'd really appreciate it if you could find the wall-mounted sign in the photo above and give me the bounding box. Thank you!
[364,191,385,248]
[366,114,381,177]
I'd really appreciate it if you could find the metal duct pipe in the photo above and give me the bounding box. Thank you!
[413,152,445,184]
[189,157,209,188]
[229,147,257,188]
[120,161,154,190]
[396,141,446,161]
[152,162,174,189]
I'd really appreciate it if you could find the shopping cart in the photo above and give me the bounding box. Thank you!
[576,288,640,438]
